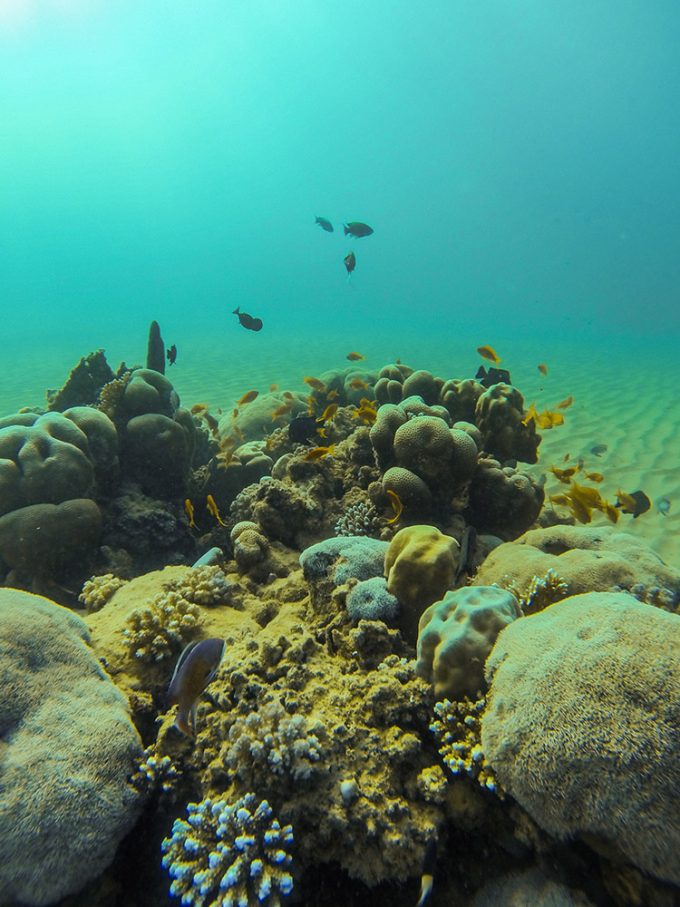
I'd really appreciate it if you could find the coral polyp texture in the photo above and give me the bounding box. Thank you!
[161,794,294,907]
[431,697,500,794]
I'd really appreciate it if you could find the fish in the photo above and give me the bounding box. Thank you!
[191,403,209,415]
[233,306,263,332]
[523,404,564,429]
[184,499,196,529]
[319,403,338,422]
[556,395,573,409]
[344,251,356,275]
[475,365,512,388]
[315,216,334,232]
[326,389,340,400]
[167,638,225,737]
[346,351,365,361]
[303,376,326,391]
[386,489,403,525]
[537,363,548,376]
[415,839,437,907]
[269,383,279,392]
[584,471,604,483]
[166,344,177,366]
[192,547,223,568]
[206,494,227,527]
[655,496,671,517]
[271,401,294,421]
[353,397,378,425]
[288,414,319,443]
[454,525,477,585]
[231,408,239,419]
[591,444,608,457]
[349,378,370,390]
[202,412,219,436]
[303,444,336,461]
[343,221,373,238]
[316,426,327,439]
[476,345,501,365]
[616,489,651,518]
[550,465,580,483]
[237,390,259,406]
[562,453,571,462]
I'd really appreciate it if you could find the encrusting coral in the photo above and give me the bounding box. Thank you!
[162,793,294,907]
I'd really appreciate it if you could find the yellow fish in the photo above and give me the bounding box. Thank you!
[271,401,294,420]
[537,363,548,376]
[584,471,604,483]
[477,344,501,365]
[303,444,336,461]
[319,403,338,422]
[237,390,258,406]
[349,378,369,390]
[184,499,196,529]
[346,351,365,361]
[206,494,227,527]
[304,376,326,392]
[269,383,278,392]
[556,395,573,409]
[386,489,403,524]
[550,465,580,483]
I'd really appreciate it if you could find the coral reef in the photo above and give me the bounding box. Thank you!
[474,524,680,611]
[334,499,381,537]
[79,572,129,612]
[430,697,499,794]
[46,348,116,411]
[416,585,522,699]
[231,520,270,572]
[0,588,143,906]
[162,794,294,907]
[504,567,570,616]
[384,525,460,644]
[482,591,680,885]
[131,743,181,795]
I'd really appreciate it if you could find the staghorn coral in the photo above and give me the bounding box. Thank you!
[431,697,500,795]
[161,794,294,907]
[221,697,328,790]
[79,573,128,612]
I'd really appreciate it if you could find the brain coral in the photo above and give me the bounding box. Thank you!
[416,585,521,700]
[482,592,680,885]
[0,588,143,906]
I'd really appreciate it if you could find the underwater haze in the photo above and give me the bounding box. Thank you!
[2,0,680,391]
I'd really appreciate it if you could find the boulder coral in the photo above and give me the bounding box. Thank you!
[474,524,680,610]
[482,592,680,885]
[0,588,143,906]
[416,585,521,700]
[467,455,545,540]
[384,525,459,644]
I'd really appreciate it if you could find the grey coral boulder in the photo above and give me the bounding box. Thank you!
[482,592,680,885]
[0,588,144,906]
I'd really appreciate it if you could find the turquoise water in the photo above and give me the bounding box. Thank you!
[2,0,680,405]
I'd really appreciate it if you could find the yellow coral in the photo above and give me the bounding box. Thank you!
[430,697,502,796]
[166,565,234,606]
[123,590,203,662]
[78,573,128,612]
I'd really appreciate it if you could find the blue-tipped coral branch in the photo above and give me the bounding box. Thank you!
[161,793,294,906]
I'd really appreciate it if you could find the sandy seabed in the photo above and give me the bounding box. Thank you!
[2,327,678,565]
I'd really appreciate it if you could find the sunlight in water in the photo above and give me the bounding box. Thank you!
[0,0,96,33]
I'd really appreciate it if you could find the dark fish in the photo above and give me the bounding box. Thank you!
[288,414,319,444]
[167,638,225,737]
[475,365,512,388]
[590,444,608,457]
[233,306,263,332]
[344,221,374,238]
[655,496,671,517]
[616,489,651,519]
[344,251,356,275]
[166,344,177,366]
[454,525,477,585]
[415,838,437,907]
[315,216,334,233]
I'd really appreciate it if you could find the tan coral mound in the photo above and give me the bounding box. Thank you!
[482,592,680,885]
[474,525,680,610]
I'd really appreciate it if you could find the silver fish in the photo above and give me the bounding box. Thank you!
[454,525,477,585]
[655,496,671,517]
[167,638,225,737]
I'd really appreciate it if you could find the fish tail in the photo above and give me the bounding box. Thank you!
[232,306,240,315]
[343,224,350,235]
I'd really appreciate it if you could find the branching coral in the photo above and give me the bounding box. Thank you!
[123,591,202,661]
[79,573,128,612]
[222,698,328,789]
[162,794,294,907]
[130,744,181,795]
[175,565,235,606]
[431,697,501,795]
[334,500,381,537]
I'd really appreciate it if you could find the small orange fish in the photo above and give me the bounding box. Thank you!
[326,389,339,401]
[269,383,279,392]
[237,390,258,406]
[346,352,365,361]
[316,426,327,438]
[304,376,325,392]
[231,408,239,419]
[349,378,369,390]
[521,403,538,426]
[184,499,196,529]
[584,471,604,483]
[206,494,227,527]
[477,345,501,365]
[537,363,548,376]
[386,489,403,524]
[282,391,294,400]
[271,402,294,420]
[303,444,336,461]
[550,465,580,483]
[203,412,219,436]
[556,395,573,409]
[190,403,209,415]
[319,403,338,422]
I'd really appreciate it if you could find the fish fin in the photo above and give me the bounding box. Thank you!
[232,306,240,314]
[174,708,194,738]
